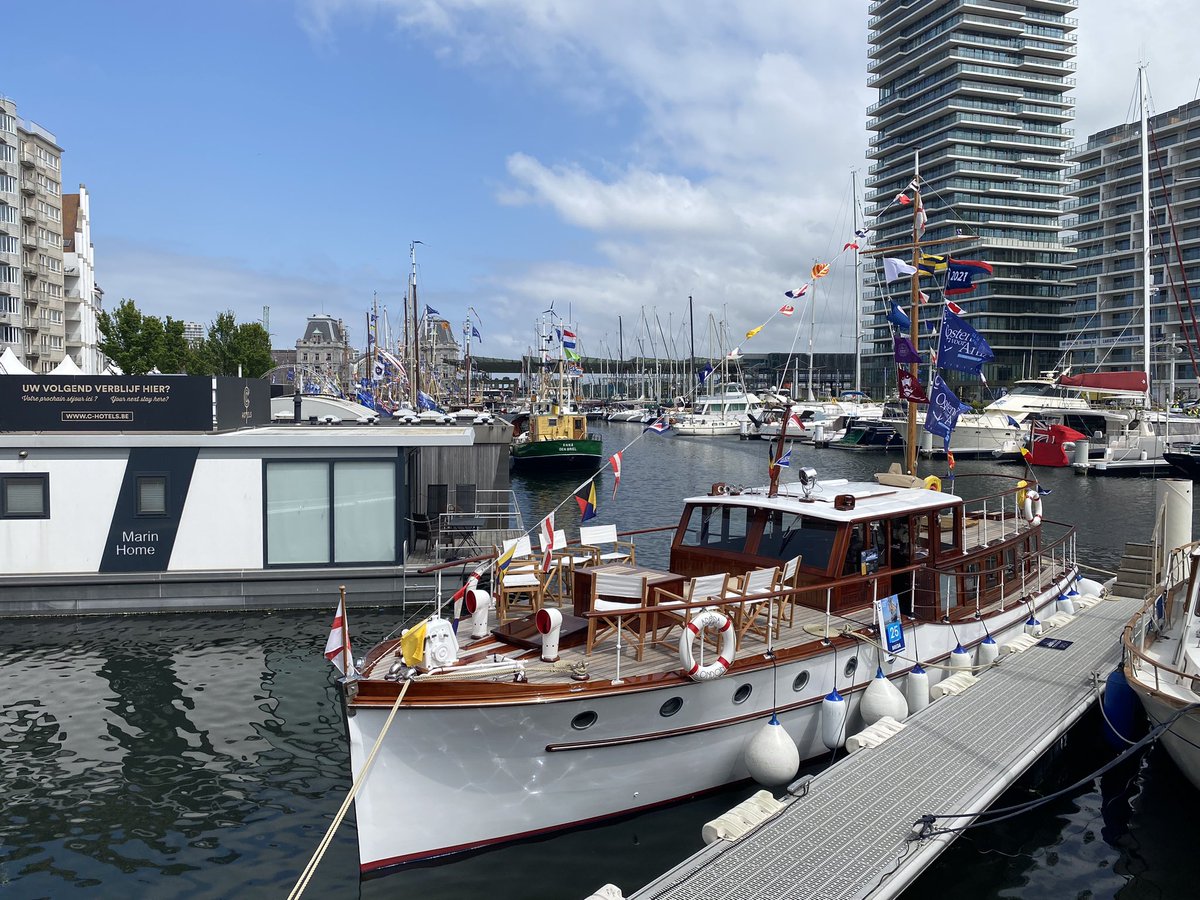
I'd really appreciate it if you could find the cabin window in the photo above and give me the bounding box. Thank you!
[1,473,48,519]
[136,475,168,517]
[937,506,959,552]
[680,504,751,553]
[844,523,866,575]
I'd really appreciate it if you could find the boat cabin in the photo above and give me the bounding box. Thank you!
[669,478,1040,619]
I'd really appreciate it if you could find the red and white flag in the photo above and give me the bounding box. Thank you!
[610,451,623,500]
[842,241,859,251]
[918,291,930,304]
[784,285,808,299]
[324,592,354,676]
[539,513,555,572]
[780,304,795,317]
[895,192,912,206]
[946,300,963,315]
[789,413,806,430]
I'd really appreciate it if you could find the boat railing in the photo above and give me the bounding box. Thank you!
[1122,539,1200,693]
[916,515,1078,622]
[433,490,526,561]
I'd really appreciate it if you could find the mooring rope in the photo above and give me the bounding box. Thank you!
[288,677,413,900]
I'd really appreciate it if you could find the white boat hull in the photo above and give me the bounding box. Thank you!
[347,593,1061,873]
[1126,675,1200,791]
[673,419,743,436]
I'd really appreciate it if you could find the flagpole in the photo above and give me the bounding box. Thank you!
[338,585,351,677]
[852,169,862,394]
[906,153,921,476]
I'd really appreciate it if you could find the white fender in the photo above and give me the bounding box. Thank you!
[905,664,930,714]
[465,588,493,639]
[679,608,736,681]
[1024,616,1043,637]
[1077,577,1104,598]
[744,714,800,787]
[976,635,999,668]
[860,667,909,725]
[820,689,847,750]
[949,644,972,672]
[536,607,563,662]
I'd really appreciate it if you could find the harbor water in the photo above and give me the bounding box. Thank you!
[1,423,1194,899]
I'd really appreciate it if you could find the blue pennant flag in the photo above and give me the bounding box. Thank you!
[644,419,672,435]
[774,449,792,468]
[416,390,443,412]
[424,304,439,316]
[1036,485,1052,496]
[472,325,482,342]
[923,374,970,442]
[1005,415,1020,428]
[936,310,994,376]
[355,389,376,410]
[697,362,714,384]
[886,301,910,331]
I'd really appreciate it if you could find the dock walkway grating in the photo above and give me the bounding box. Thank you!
[629,592,1142,900]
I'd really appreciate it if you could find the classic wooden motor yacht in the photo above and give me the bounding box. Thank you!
[339,468,1081,876]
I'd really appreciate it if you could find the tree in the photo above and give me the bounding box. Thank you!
[192,311,274,377]
[97,298,197,374]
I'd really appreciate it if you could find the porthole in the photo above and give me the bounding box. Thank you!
[732,683,753,705]
[659,697,684,718]
[792,670,810,692]
[571,711,598,731]
[843,656,858,678]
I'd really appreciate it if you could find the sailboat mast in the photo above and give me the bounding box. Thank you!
[410,240,422,404]
[807,282,816,402]
[1139,63,1152,406]
[905,153,922,475]
[852,168,863,394]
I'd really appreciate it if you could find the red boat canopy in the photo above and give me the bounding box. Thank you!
[1057,371,1147,393]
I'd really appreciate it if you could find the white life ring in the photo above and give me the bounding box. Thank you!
[1022,489,1043,525]
[679,608,737,681]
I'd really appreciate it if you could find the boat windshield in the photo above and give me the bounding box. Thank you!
[757,510,840,570]
[1006,383,1054,397]
[679,504,752,552]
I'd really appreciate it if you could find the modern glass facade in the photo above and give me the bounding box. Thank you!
[864,0,1078,400]
[1063,96,1200,405]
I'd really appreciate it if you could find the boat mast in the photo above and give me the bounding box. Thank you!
[852,168,863,394]
[688,295,696,393]
[1139,62,1152,408]
[410,240,422,404]
[807,280,816,402]
[904,153,921,476]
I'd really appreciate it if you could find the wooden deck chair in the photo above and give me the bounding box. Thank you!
[586,572,649,661]
[651,572,729,646]
[536,529,598,605]
[579,523,636,564]
[493,536,543,621]
[730,565,782,647]
[778,556,803,628]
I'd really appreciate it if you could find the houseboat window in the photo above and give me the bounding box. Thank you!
[1,473,48,519]
[266,462,331,565]
[659,697,683,717]
[755,511,839,569]
[136,476,168,516]
[333,461,396,563]
[264,460,398,566]
[792,670,810,692]
[680,504,751,553]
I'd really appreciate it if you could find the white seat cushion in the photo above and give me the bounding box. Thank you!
[504,574,541,588]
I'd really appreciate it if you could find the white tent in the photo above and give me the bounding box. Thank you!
[0,347,34,375]
[50,355,83,375]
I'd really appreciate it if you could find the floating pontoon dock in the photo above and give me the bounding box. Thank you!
[625,591,1142,900]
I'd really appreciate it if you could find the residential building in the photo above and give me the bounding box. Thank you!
[1064,95,1200,404]
[183,321,205,346]
[0,96,67,373]
[62,186,105,373]
[864,1,1079,399]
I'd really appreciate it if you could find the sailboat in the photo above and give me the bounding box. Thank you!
[509,313,602,470]
[673,318,764,436]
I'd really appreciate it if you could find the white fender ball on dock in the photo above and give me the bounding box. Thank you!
[948,644,972,672]
[976,635,998,668]
[1077,577,1104,599]
[860,667,909,725]
[905,664,930,714]
[744,714,800,787]
[820,689,847,750]
[1024,616,1043,637]
[1055,594,1076,616]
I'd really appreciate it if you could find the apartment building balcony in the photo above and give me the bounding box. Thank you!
[19,178,34,195]
[20,207,34,222]
[20,230,36,249]
[19,148,34,167]
[24,342,39,358]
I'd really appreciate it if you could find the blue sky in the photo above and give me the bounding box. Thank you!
[3,1,1197,360]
